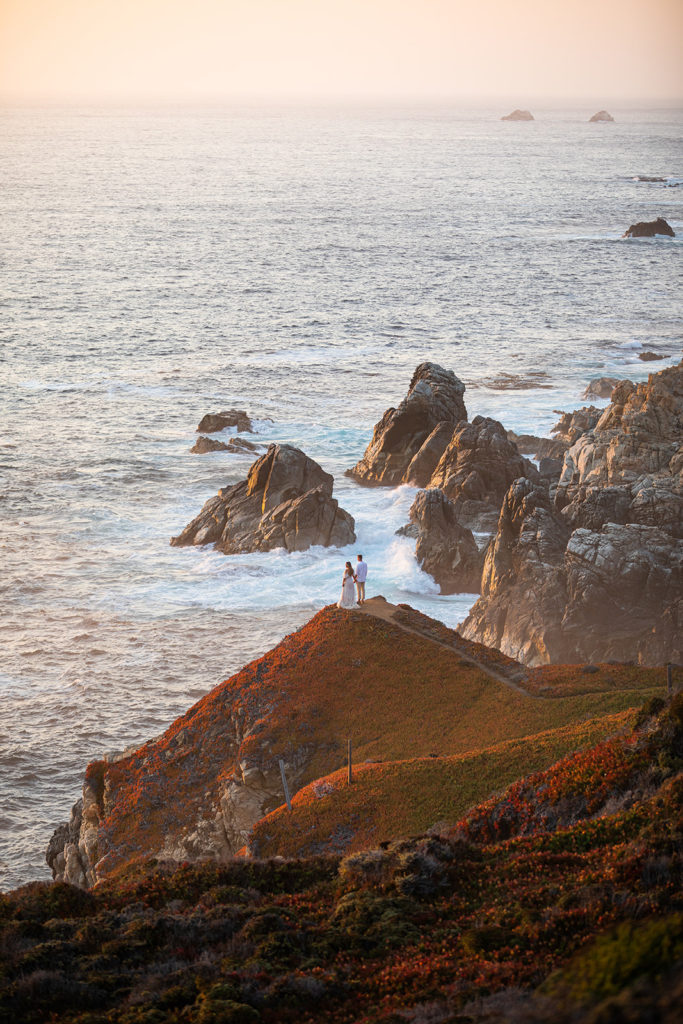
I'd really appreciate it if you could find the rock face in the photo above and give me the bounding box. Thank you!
[190,435,263,454]
[171,444,355,553]
[196,409,252,433]
[397,489,483,594]
[623,217,675,238]
[589,110,614,122]
[461,362,683,665]
[550,405,602,446]
[583,377,621,399]
[428,416,540,531]
[502,109,534,121]
[348,362,467,486]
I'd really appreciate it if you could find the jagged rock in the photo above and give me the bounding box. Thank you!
[196,409,252,433]
[623,217,675,238]
[404,421,455,487]
[506,430,568,460]
[589,110,614,122]
[538,456,564,484]
[191,435,263,454]
[397,489,483,594]
[583,377,621,399]
[551,405,602,445]
[461,362,683,665]
[171,443,355,553]
[502,109,534,121]
[639,351,665,361]
[428,416,540,531]
[348,363,467,486]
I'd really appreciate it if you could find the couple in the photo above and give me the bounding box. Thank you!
[337,554,368,609]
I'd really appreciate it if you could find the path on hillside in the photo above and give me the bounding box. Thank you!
[357,596,533,697]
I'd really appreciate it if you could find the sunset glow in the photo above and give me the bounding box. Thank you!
[1,0,682,103]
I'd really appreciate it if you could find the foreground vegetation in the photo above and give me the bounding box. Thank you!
[3,696,682,1023]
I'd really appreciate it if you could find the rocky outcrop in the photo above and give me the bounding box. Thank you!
[583,377,621,399]
[196,409,252,433]
[550,405,601,445]
[428,416,540,531]
[589,110,614,122]
[397,489,483,594]
[639,351,665,361]
[172,444,355,553]
[461,362,683,665]
[623,217,675,238]
[348,363,467,486]
[506,431,568,461]
[502,109,534,121]
[191,435,263,454]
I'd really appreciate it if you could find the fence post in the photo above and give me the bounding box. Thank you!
[279,759,292,812]
[347,737,353,785]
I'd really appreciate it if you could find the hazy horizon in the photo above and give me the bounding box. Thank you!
[1,0,682,105]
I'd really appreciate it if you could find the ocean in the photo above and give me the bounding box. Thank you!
[1,103,681,891]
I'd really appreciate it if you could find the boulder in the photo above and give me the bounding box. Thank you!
[397,489,483,594]
[191,435,263,455]
[639,351,665,362]
[427,416,540,531]
[196,409,252,433]
[583,377,621,399]
[589,110,614,122]
[171,443,355,553]
[502,109,534,121]
[623,218,675,238]
[347,362,467,486]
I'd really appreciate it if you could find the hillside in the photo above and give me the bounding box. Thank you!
[5,697,683,1024]
[47,600,666,887]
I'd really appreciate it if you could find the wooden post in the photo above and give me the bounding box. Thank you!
[667,663,673,696]
[278,759,292,812]
[347,737,353,785]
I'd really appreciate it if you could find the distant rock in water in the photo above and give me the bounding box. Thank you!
[501,109,534,121]
[583,377,621,399]
[461,360,683,666]
[190,435,263,454]
[171,443,355,553]
[639,351,665,362]
[635,175,666,183]
[397,488,483,594]
[196,409,252,433]
[347,362,467,486]
[623,217,675,238]
[589,110,614,122]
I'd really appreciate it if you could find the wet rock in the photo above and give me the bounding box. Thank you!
[502,109,534,121]
[623,217,675,238]
[583,377,621,399]
[589,110,614,122]
[171,443,355,553]
[398,489,483,594]
[191,435,263,454]
[635,176,666,183]
[348,362,467,486]
[428,416,540,531]
[506,431,568,460]
[196,409,253,433]
[639,351,665,361]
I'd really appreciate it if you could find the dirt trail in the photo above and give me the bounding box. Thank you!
[357,596,533,697]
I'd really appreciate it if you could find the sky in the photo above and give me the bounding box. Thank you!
[1,0,682,104]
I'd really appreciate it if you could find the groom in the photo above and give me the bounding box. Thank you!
[355,554,367,605]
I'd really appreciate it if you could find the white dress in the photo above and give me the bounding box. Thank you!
[337,571,357,609]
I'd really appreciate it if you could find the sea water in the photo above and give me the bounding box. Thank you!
[1,104,681,890]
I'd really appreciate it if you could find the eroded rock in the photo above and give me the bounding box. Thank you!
[191,435,264,455]
[171,443,355,553]
[348,362,467,486]
[623,218,675,238]
[398,488,483,594]
[583,377,621,399]
[196,409,253,433]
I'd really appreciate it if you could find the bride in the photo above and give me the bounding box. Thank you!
[337,560,357,609]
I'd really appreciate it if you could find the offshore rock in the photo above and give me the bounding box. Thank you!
[589,110,614,122]
[461,362,683,665]
[398,488,483,594]
[428,416,540,531]
[348,362,467,486]
[171,443,355,553]
[502,109,534,121]
[623,217,675,238]
[191,435,263,455]
[583,377,621,399]
[196,409,253,433]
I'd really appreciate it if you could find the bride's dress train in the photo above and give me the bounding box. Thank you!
[337,574,357,609]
